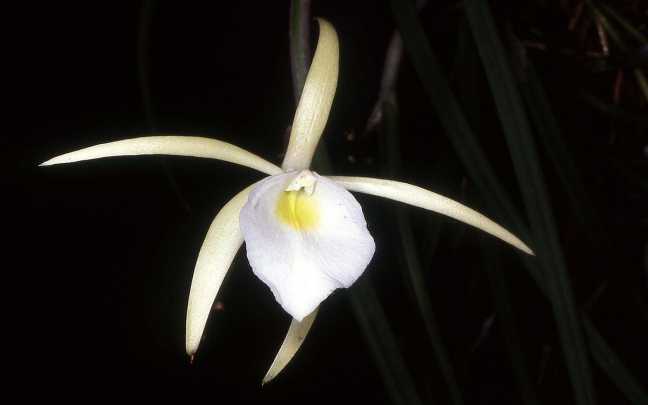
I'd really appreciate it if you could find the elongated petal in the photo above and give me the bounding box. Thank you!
[282,19,339,171]
[262,308,318,385]
[40,136,282,176]
[240,171,375,321]
[331,176,534,255]
[186,184,256,356]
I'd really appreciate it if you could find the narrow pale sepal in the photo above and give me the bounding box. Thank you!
[185,184,256,356]
[331,176,534,255]
[40,136,282,176]
[282,19,339,171]
[262,308,318,385]
[240,171,375,321]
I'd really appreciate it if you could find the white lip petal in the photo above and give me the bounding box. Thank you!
[331,176,534,255]
[282,19,339,171]
[262,308,318,385]
[185,184,256,356]
[40,135,282,176]
[239,171,375,321]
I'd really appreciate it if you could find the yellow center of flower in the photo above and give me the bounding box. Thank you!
[276,190,319,230]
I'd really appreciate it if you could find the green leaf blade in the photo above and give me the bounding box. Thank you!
[463,1,596,404]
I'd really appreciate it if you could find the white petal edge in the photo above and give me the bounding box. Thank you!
[282,19,339,171]
[185,183,256,356]
[262,308,318,385]
[330,176,534,255]
[40,135,282,176]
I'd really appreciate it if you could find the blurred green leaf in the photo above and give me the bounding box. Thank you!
[390,2,646,403]
[389,0,530,238]
[596,1,647,44]
[289,0,311,103]
[382,98,464,405]
[481,243,540,405]
[634,70,648,104]
[610,159,648,192]
[451,18,485,129]
[588,2,648,104]
[348,280,424,405]
[464,1,596,404]
[390,0,552,310]
[137,0,156,129]
[517,58,597,236]
[580,92,648,124]
[592,8,626,52]
[136,0,191,214]
[584,318,648,405]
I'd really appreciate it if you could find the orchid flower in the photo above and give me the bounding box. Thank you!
[41,19,533,382]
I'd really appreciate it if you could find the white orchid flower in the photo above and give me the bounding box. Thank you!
[41,19,533,382]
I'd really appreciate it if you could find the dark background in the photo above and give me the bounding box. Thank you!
[6,0,647,403]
